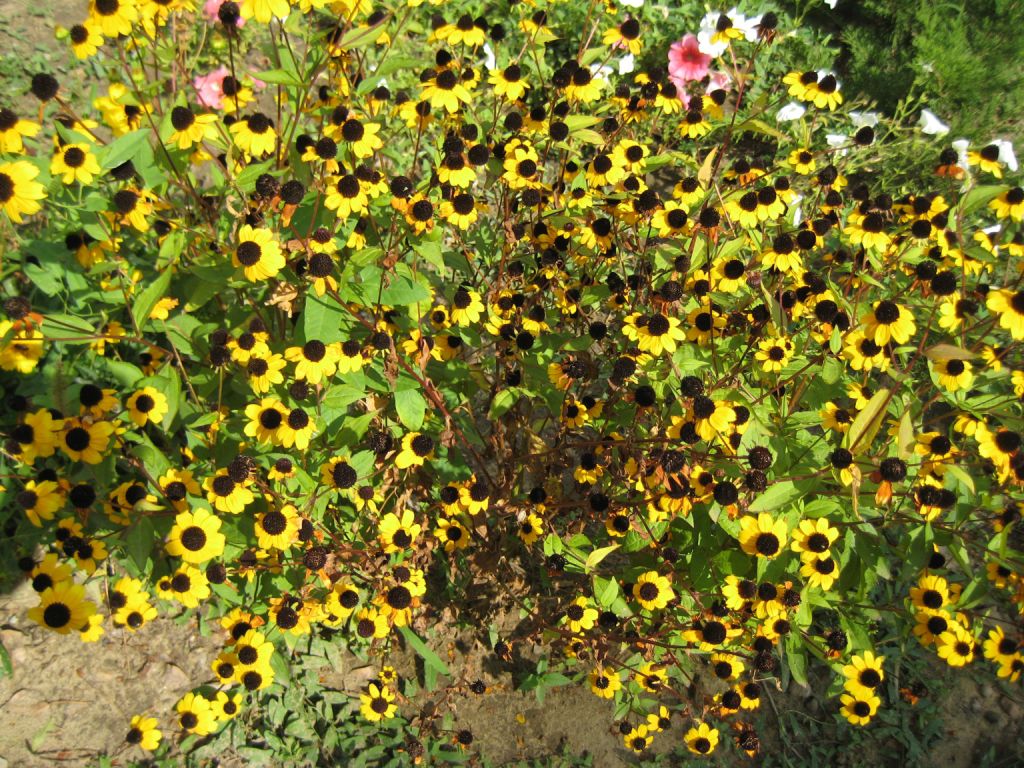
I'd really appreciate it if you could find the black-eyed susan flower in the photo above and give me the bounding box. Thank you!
[17,479,63,527]
[933,358,974,392]
[51,143,101,185]
[910,573,958,615]
[844,211,890,251]
[168,105,218,150]
[684,722,719,755]
[165,507,226,563]
[60,417,114,464]
[861,300,915,346]
[278,407,316,450]
[88,0,139,37]
[354,606,389,640]
[125,715,161,752]
[937,623,976,667]
[28,581,96,634]
[234,224,285,282]
[230,112,277,156]
[255,504,300,550]
[244,397,286,445]
[623,724,652,753]
[0,160,47,223]
[29,553,72,594]
[436,515,470,552]
[739,513,787,558]
[755,335,794,373]
[990,187,1024,222]
[986,289,1024,340]
[790,517,839,556]
[157,564,210,608]
[841,650,885,695]
[125,386,169,427]
[840,689,879,725]
[563,596,598,633]
[12,408,62,463]
[0,108,40,153]
[378,509,421,553]
[588,665,621,699]
[244,352,286,394]
[204,470,254,514]
[360,683,397,722]
[395,432,434,469]
[489,64,530,101]
[176,692,218,736]
[982,626,1022,680]
[633,571,674,610]
[517,512,544,545]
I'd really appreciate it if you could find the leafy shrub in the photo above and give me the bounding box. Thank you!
[0,0,1022,765]
[790,0,1024,140]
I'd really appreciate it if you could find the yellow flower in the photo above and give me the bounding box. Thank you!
[28,581,96,634]
[360,683,397,721]
[67,22,104,59]
[125,386,169,427]
[230,112,277,157]
[633,571,674,611]
[738,513,788,558]
[126,715,162,751]
[0,109,40,153]
[176,692,218,736]
[685,722,719,755]
[0,160,47,223]
[378,509,421,553]
[165,507,226,563]
[840,689,879,725]
[395,432,435,468]
[588,665,621,699]
[51,143,101,185]
[168,106,218,150]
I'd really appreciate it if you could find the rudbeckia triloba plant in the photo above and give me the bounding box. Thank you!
[1,0,1023,761]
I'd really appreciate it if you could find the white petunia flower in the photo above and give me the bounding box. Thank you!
[849,111,880,129]
[618,54,635,76]
[825,0,839,8]
[951,138,970,171]
[918,109,949,136]
[620,0,644,7]
[776,102,806,122]
[992,139,1018,172]
[482,43,496,72]
[826,134,849,155]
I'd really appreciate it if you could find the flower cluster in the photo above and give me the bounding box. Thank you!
[0,0,1022,761]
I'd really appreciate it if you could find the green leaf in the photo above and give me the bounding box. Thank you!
[489,387,521,418]
[398,626,450,681]
[256,68,303,86]
[379,273,431,307]
[132,268,173,330]
[956,184,1006,218]
[0,638,11,677]
[784,634,808,687]
[100,129,151,171]
[394,388,427,430]
[593,575,620,608]
[42,313,95,343]
[303,294,348,343]
[748,481,801,513]
[124,516,155,571]
[844,387,891,455]
[585,543,619,572]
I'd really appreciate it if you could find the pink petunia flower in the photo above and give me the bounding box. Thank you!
[194,66,231,110]
[668,34,711,84]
